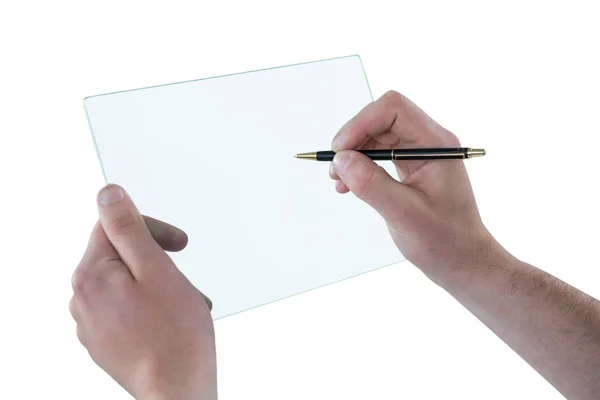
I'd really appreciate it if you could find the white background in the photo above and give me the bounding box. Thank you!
[1,1,598,399]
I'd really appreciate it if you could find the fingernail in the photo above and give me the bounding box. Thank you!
[98,185,124,205]
[329,162,335,177]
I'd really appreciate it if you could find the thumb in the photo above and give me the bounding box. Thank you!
[97,184,171,281]
[332,150,414,222]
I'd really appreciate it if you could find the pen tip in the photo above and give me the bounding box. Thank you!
[294,152,318,160]
[293,154,297,158]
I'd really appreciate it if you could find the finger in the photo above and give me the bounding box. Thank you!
[200,292,213,311]
[333,150,418,222]
[76,324,87,347]
[72,220,131,292]
[83,220,120,263]
[97,184,171,280]
[69,296,80,322]
[74,214,186,290]
[143,216,188,252]
[331,90,448,151]
[335,179,349,193]
[329,163,340,180]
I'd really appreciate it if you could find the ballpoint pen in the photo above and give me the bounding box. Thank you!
[294,147,486,161]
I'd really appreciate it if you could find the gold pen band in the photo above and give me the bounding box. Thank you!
[392,148,485,160]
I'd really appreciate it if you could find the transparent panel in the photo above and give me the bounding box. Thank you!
[84,55,404,319]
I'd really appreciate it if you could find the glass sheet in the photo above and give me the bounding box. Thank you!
[84,55,404,319]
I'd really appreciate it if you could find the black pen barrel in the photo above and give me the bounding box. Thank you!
[315,148,470,161]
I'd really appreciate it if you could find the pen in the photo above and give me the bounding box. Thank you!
[294,147,486,161]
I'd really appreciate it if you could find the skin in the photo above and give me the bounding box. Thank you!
[70,196,216,400]
[71,90,600,400]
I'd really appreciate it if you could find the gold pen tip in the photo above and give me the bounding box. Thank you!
[294,152,318,160]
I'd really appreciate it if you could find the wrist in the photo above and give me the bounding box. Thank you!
[136,362,218,400]
[418,226,517,291]
[142,386,217,400]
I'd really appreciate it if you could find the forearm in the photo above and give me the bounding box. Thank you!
[144,384,217,400]
[424,235,600,400]
[137,353,218,400]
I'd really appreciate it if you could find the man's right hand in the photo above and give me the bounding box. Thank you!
[331,90,600,400]
[330,90,496,276]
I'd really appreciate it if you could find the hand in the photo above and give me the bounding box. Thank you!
[69,185,217,400]
[330,90,494,276]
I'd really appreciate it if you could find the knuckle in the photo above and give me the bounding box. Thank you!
[74,259,132,294]
[105,212,143,237]
[382,90,404,106]
[446,132,461,146]
[69,297,78,319]
[76,325,87,346]
[438,127,461,147]
[72,267,91,293]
